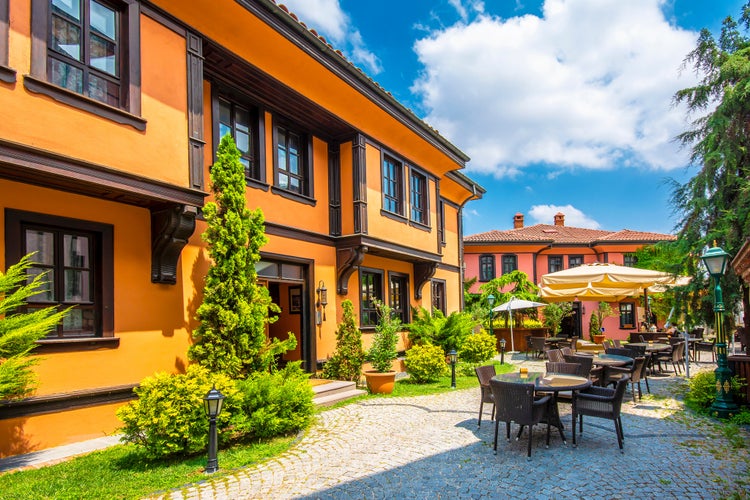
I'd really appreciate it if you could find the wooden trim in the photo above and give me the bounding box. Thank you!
[23,75,147,131]
[0,0,8,69]
[0,138,206,208]
[0,384,136,420]
[265,221,334,247]
[337,234,442,264]
[413,262,437,300]
[328,143,342,236]
[187,31,205,191]
[353,133,367,234]
[150,205,197,284]
[34,336,120,353]
[0,65,16,83]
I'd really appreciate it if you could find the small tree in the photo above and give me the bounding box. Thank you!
[189,134,292,377]
[542,302,573,336]
[322,300,365,381]
[366,302,401,373]
[589,302,616,341]
[0,254,68,399]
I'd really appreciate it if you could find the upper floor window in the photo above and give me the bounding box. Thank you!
[437,199,446,245]
[218,96,261,182]
[501,255,517,275]
[1,0,13,82]
[409,169,427,225]
[569,255,583,268]
[431,279,446,315]
[624,254,637,267]
[389,272,409,323]
[5,209,114,340]
[29,0,142,128]
[274,124,310,197]
[360,268,383,327]
[382,155,403,216]
[479,255,495,282]
[548,256,563,273]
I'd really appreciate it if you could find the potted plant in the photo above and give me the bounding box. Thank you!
[589,302,615,344]
[364,301,401,394]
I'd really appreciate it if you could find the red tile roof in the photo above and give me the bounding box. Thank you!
[464,225,675,245]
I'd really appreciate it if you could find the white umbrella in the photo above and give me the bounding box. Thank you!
[492,297,547,352]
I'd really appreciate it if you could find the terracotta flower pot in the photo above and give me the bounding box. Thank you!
[593,334,606,344]
[364,370,396,394]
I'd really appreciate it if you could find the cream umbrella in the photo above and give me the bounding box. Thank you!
[492,297,547,352]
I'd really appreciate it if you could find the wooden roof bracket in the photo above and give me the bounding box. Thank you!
[336,245,368,294]
[151,204,198,284]
[414,261,438,300]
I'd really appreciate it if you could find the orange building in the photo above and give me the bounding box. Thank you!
[464,212,675,340]
[0,0,483,457]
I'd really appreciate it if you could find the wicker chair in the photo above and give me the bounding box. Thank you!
[547,349,565,363]
[656,342,685,373]
[524,334,533,359]
[545,362,580,375]
[695,337,716,362]
[474,365,496,427]
[490,378,551,458]
[604,347,636,363]
[572,375,630,451]
[603,356,647,402]
[563,354,595,379]
[530,336,548,359]
[612,339,622,348]
[602,339,614,350]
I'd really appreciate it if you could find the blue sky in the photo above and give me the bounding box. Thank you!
[279,0,746,236]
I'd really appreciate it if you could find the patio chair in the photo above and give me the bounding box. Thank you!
[612,339,622,348]
[656,342,685,374]
[547,349,565,363]
[530,336,548,359]
[560,346,574,357]
[624,344,650,393]
[695,337,716,362]
[474,365,496,428]
[490,378,551,458]
[563,354,595,379]
[603,356,646,402]
[545,362,580,375]
[572,375,630,451]
[524,335,533,359]
[602,339,614,350]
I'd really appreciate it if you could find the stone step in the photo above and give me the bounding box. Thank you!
[312,380,366,406]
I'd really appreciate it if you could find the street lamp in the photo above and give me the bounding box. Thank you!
[449,349,457,389]
[204,385,225,473]
[499,337,506,365]
[700,244,738,418]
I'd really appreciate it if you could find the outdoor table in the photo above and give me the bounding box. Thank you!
[545,336,566,349]
[591,354,631,386]
[493,372,591,444]
[627,342,670,353]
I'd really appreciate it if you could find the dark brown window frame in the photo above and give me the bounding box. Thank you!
[548,255,563,274]
[501,254,518,275]
[5,209,115,350]
[382,153,404,217]
[431,278,446,315]
[27,0,144,130]
[409,167,429,228]
[0,0,14,83]
[479,254,495,282]
[271,117,314,202]
[619,302,635,329]
[211,84,266,188]
[388,271,410,324]
[569,255,583,268]
[359,267,384,329]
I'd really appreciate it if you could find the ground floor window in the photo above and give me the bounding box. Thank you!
[360,268,383,327]
[431,279,446,315]
[619,302,635,329]
[389,272,409,323]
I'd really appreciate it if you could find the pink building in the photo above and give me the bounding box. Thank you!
[464,212,676,340]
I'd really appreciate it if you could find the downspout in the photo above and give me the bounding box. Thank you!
[533,245,552,284]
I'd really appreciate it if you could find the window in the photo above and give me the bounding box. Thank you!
[382,154,403,215]
[29,0,142,127]
[409,169,427,225]
[501,255,517,275]
[548,256,563,273]
[360,269,383,327]
[569,255,583,268]
[619,302,634,328]
[274,124,310,197]
[218,96,261,182]
[624,254,637,267]
[1,0,13,83]
[5,209,114,339]
[437,199,446,245]
[479,255,495,282]
[431,279,446,315]
[389,273,409,323]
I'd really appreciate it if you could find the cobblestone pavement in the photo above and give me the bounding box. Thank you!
[154,355,750,500]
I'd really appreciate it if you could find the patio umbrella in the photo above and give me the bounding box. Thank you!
[492,297,546,352]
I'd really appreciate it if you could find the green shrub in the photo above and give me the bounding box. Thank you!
[522,318,543,328]
[117,365,242,459]
[366,302,400,373]
[685,370,743,413]
[404,343,449,383]
[236,362,314,439]
[322,300,365,381]
[406,307,475,354]
[459,331,497,364]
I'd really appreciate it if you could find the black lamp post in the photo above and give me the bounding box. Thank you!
[204,385,225,473]
[499,338,506,365]
[449,349,457,389]
[700,244,738,418]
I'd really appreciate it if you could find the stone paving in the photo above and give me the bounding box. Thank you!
[153,354,750,500]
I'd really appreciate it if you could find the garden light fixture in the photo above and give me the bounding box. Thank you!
[449,349,457,389]
[204,385,225,473]
[499,337,506,365]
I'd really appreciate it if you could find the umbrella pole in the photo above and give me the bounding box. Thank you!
[509,310,515,352]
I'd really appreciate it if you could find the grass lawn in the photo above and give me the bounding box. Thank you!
[0,360,513,499]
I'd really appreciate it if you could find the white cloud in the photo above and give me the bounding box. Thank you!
[411,0,700,176]
[528,204,601,229]
[278,0,382,74]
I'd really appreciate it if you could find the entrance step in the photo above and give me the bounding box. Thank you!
[312,380,366,407]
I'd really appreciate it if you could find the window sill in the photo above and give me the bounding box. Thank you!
[35,336,120,353]
[381,209,407,223]
[247,178,270,192]
[0,383,136,420]
[0,65,16,83]
[23,75,147,131]
[270,186,316,206]
[409,220,431,232]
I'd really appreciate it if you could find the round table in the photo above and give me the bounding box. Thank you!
[627,342,670,352]
[591,354,632,366]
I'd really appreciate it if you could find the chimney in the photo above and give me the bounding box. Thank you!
[554,212,565,226]
[513,213,524,228]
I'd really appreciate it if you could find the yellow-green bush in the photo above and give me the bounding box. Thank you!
[459,331,498,364]
[405,343,449,383]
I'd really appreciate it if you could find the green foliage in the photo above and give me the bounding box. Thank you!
[477,271,542,329]
[522,318,543,328]
[542,302,573,336]
[459,331,498,365]
[588,302,615,341]
[685,370,743,413]
[189,134,293,377]
[116,365,242,459]
[730,408,750,426]
[404,343,448,383]
[0,253,69,399]
[367,302,401,373]
[406,306,475,354]
[235,362,314,439]
[322,300,365,381]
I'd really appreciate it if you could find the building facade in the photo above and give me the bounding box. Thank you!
[464,212,675,340]
[0,0,482,457]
